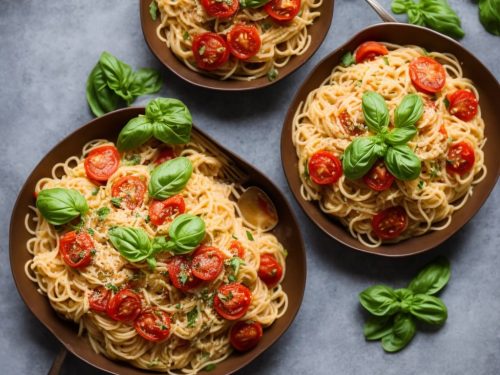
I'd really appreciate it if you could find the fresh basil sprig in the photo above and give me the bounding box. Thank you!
[342,91,422,181]
[479,0,500,36]
[108,227,154,262]
[36,188,89,225]
[359,257,450,352]
[149,157,193,200]
[116,98,192,151]
[159,214,206,254]
[240,0,271,8]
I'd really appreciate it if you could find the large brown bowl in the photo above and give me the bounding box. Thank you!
[281,22,500,257]
[139,0,334,91]
[10,108,306,374]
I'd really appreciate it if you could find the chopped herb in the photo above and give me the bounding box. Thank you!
[430,163,441,178]
[91,187,99,196]
[200,289,214,307]
[90,249,97,256]
[383,56,389,66]
[97,207,110,221]
[355,80,363,87]
[179,272,189,285]
[87,228,95,235]
[145,215,151,223]
[282,248,288,258]
[297,9,303,17]
[447,137,453,144]
[341,52,356,67]
[418,180,425,189]
[204,364,216,372]
[111,197,122,208]
[147,360,160,368]
[187,306,198,328]
[122,154,141,166]
[231,234,238,240]
[149,0,158,21]
[199,45,206,56]
[303,160,310,180]
[421,47,429,56]
[71,218,85,232]
[175,303,181,309]
[105,283,119,293]
[226,256,245,275]
[228,274,236,282]
[246,231,254,241]
[443,97,450,109]
[261,21,272,32]
[183,31,190,40]
[267,67,278,82]
[218,291,233,302]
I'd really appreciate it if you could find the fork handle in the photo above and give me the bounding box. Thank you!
[363,0,398,23]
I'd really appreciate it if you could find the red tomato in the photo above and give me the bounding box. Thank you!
[372,206,408,240]
[308,150,343,185]
[201,0,239,18]
[213,283,252,320]
[84,146,120,182]
[355,41,389,63]
[409,57,446,94]
[155,147,176,165]
[227,25,261,60]
[149,195,186,226]
[264,0,301,22]
[192,33,230,71]
[363,160,395,192]
[111,176,146,210]
[446,141,475,175]
[89,286,111,313]
[134,308,171,342]
[258,254,283,287]
[439,125,448,138]
[106,289,142,322]
[229,240,245,258]
[230,321,263,352]
[168,256,201,292]
[59,231,93,268]
[447,90,478,122]
[192,245,224,281]
[338,110,365,136]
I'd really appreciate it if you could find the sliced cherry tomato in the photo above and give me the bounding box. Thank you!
[264,0,301,22]
[111,176,146,210]
[89,286,111,313]
[134,308,171,342]
[308,150,343,185]
[229,240,245,258]
[230,321,263,352]
[201,0,239,19]
[84,145,120,182]
[192,33,230,71]
[227,25,261,60]
[409,56,446,94]
[149,195,186,226]
[106,289,142,322]
[338,110,365,136]
[447,90,478,122]
[192,245,224,281]
[168,256,201,292]
[372,206,408,240]
[446,141,475,175]
[258,254,283,288]
[59,231,93,268]
[214,283,252,320]
[155,147,176,165]
[363,160,395,192]
[355,41,389,63]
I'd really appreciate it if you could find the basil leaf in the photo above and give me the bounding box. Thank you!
[394,94,424,128]
[116,116,154,151]
[395,288,415,313]
[240,0,271,8]
[381,314,416,352]
[408,7,425,25]
[168,214,206,254]
[86,64,121,117]
[479,0,500,36]
[149,0,158,21]
[341,52,356,67]
[391,0,411,13]
[385,127,417,146]
[149,157,193,200]
[343,137,387,180]
[99,51,134,104]
[146,98,193,144]
[359,285,400,317]
[36,188,89,225]
[408,257,451,295]
[362,91,390,134]
[420,0,465,39]
[409,294,448,325]
[385,145,421,180]
[364,315,394,340]
[129,68,162,96]
[108,227,153,262]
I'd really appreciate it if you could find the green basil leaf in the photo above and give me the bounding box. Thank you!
[395,288,415,313]
[108,227,153,262]
[343,137,386,180]
[419,0,465,39]
[151,236,172,253]
[385,145,421,180]
[479,0,500,36]
[145,98,193,144]
[129,68,163,96]
[364,315,394,340]
[381,314,416,352]
[394,94,424,128]
[148,157,193,200]
[240,0,270,8]
[116,116,154,151]
[149,0,158,21]
[408,257,451,295]
[36,188,89,225]
[407,7,425,25]
[391,0,412,14]
[86,65,109,117]
[409,294,448,325]
[359,285,400,317]
[362,91,390,134]
[168,214,206,254]
[341,52,356,67]
[99,51,134,103]
[385,127,417,146]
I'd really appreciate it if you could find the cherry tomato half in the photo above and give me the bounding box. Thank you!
[84,145,120,182]
[201,0,239,19]
[227,25,261,60]
[338,110,365,136]
[229,240,245,258]
[59,231,93,268]
[134,308,171,342]
[155,147,176,165]
[89,286,111,313]
[149,195,186,226]
[111,176,146,210]
[446,141,475,175]
[192,33,230,71]
[372,206,408,240]
[363,160,395,192]
[192,245,224,281]
[230,321,263,352]
[258,254,283,288]
[106,289,142,322]
[214,283,252,320]
[447,90,478,122]
[168,256,202,292]
[409,56,446,94]
[264,0,301,22]
[355,41,389,63]
[308,150,343,185]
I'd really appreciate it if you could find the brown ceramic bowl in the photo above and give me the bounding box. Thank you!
[281,22,500,257]
[10,108,306,374]
[139,0,334,91]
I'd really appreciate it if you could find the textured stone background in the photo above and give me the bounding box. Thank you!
[0,0,499,374]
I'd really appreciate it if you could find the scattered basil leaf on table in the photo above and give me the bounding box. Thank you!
[363,315,394,340]
[240,0,271,8]
[407,256,450,295]
[148,157,193,200]
[149,0,158,21]
[381,314,417,353]
[36,188,89,225]
[359,285,401,316]
[409,294,448,325]
[86,65,122,117]
[129,68,163,96]
[479,0,500,36]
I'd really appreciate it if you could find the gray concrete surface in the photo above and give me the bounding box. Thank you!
[1,0,499,374]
